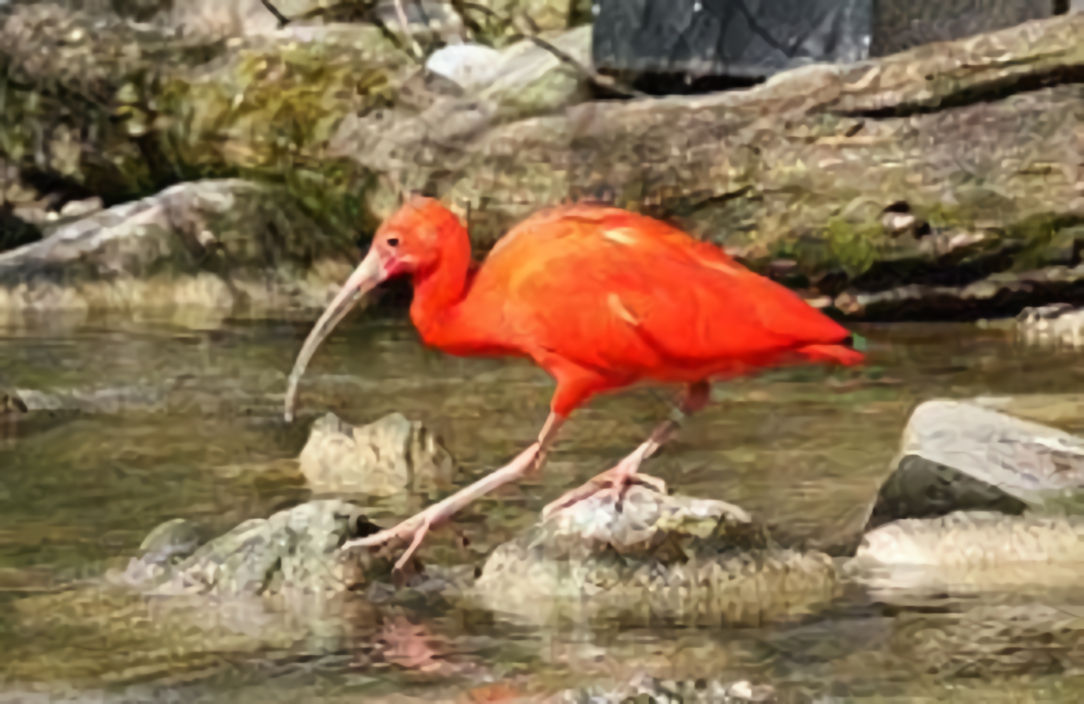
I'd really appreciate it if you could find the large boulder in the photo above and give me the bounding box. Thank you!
[0,178,355,321]
[298,412,458,497]
[468,484,839,627]
[864,398,1084,529]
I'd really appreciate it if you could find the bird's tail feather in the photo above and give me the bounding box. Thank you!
[796,342,865,366]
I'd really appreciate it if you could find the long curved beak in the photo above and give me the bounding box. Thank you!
[284,249,387,422]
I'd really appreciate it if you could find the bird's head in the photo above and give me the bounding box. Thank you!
[368,195,463,278]
[283,194,459,421]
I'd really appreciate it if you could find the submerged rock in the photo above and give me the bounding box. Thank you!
[298,412,457,497]
[865,399,1084,529]
[0,179,354,320]
[1016,303,1084,348]
[468,484,838,627]
[846,511,1084,598]
[889,602,1084,678]
[551,672,777,704]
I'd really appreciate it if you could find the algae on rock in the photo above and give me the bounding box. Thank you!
[469,484,839,628]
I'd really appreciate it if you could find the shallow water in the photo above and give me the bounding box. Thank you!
[2,314,1084,702]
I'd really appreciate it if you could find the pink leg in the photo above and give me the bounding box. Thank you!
[342,413,566,569]
[542,381,710,519]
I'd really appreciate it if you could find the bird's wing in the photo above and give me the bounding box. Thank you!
[479,208,852,379]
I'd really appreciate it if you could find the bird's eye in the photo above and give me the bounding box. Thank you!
[387,238,400,247]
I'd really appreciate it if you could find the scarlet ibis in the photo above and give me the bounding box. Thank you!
[285,196,863,569]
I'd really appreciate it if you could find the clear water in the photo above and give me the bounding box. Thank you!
[2,314,1084,703]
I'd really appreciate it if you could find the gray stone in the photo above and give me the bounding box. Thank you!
[468,484,838,627]
[1016,303,1084,348]
[298,412,457,497]
[865,399,1084,528]
[154,499,367,598]
[138,518,201,566]
[0,179,355,322]
[846,511,1084,598]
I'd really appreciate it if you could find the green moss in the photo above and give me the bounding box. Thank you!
[824,217,883,277]
[1005,213,1084,271]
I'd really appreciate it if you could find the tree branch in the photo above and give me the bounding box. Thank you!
[521,34,646,99]
[259,0,291,27]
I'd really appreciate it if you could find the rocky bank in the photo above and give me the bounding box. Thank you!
[3,5,1084,319]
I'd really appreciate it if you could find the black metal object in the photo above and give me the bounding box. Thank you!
[592,0,1060,85]
[870,0,1055,57]
[592,0,873,80]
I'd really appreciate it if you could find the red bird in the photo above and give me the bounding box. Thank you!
[285,196,863,569]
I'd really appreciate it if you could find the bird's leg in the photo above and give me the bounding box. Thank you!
[341,414,566,569]
[542,381,709,519]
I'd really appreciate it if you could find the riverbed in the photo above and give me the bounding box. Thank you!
[2,315,1084,702]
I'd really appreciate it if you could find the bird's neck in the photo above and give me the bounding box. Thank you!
[409,222,473,344]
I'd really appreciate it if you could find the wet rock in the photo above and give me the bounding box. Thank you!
[298,412,457,497]
[865,399,1084,529]
[0,179,355,319]
[889,602,1084,678]
[846,511,1084,598]
[1016,303,1084,348]
[148,499,369,598]
[138,518,201,566]
[551,673,777,704]
[468,484,838,627]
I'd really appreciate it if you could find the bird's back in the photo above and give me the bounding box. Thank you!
[466,203,859,382]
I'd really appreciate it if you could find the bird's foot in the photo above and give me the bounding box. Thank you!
[541,442,666,521]
[341,442,543,573]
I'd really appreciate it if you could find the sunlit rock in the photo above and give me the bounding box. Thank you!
[426,43,505,90]
[298,412,458,497]
[1016,303,1084,349]
[865,398,1084,529]
[0,179,354,320]
[846,511,1084,598]
[469,484,838,627]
